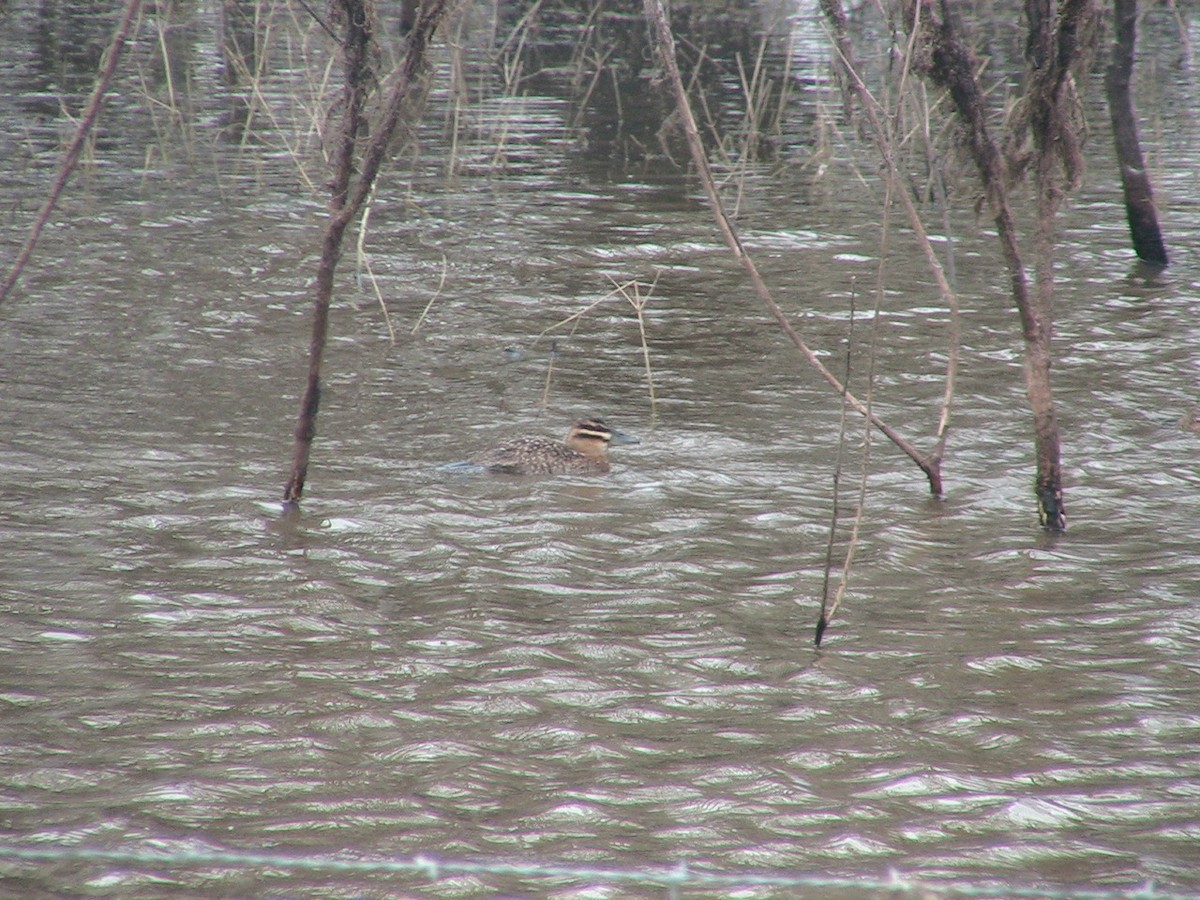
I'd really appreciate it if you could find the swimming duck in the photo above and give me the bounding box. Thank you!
[453,417,639,475]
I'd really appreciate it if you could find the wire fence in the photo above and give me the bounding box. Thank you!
[0,844,1196,899]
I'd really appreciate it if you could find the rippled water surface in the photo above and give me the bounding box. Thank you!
[2,1,1200,897]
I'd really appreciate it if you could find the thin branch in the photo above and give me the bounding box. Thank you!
[283,0,455,507]
[820,0,960,488]
[294,0,341,45]
[0,0,145,305]
[643,0,940,494]
[817,283,857,647]
[609,274,662,418]
[410,252,449,336]
[817,176,891,646]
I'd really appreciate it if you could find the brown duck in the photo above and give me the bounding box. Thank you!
[450,417,639,475]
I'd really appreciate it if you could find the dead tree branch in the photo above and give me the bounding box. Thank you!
[900,0,1080,530]
[282,0,452,508]
[820,0,962,491]
[0,0,145,306]
[643,0,943,497]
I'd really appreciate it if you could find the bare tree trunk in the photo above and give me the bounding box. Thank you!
[282,0,452,508]
[1105,0,1169,265]
[0,0,144,306]
[902,0,1082,530]
[1025,0,1099,532]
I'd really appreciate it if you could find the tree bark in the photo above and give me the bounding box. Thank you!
[1105,0,1169,265]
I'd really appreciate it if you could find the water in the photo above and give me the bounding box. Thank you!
[2,0,1199,896]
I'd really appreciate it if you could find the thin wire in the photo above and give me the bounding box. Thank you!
[0,845,1193,900]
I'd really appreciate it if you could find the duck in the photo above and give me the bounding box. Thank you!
[449,417,639,475]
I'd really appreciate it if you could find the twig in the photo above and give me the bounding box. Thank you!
[609,274,661,417]
[531,276,660,414]
[539,342,558,411]
[819,0,960,494]
[535,283,629,340]
[0,0,145,305]
[294,0,340,45]
[816,172,892,645]
[817,282,857,647]
[354,189,398,343]
[410,253,449,336]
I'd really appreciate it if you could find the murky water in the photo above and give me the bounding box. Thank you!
[2,0,1199,897]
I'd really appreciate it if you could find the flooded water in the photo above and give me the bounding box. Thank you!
[2,0,1199,897]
